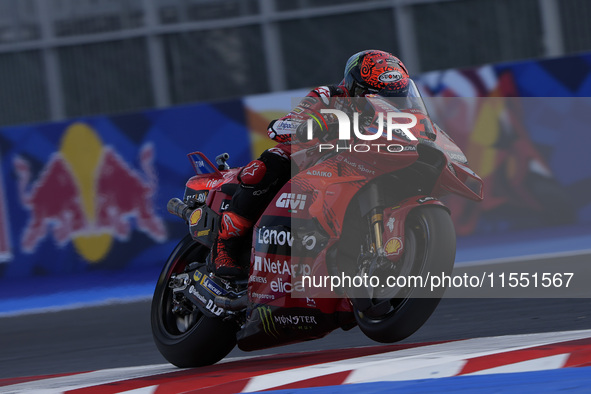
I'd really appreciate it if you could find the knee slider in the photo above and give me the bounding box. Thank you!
[239,160,267,185]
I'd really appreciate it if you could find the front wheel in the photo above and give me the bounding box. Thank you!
[151,235,237,367]
[348,206,456,343]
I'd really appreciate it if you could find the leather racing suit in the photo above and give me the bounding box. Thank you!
[213,85,350,278]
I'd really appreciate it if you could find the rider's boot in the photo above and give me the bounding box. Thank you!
[212,211,253,279]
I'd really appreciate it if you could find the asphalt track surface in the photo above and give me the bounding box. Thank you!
[1,255,591,381]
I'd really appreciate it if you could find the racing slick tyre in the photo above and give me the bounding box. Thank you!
[347,205,456,343]
[151,235,237,367]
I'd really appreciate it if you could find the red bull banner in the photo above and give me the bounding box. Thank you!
[415,52,591,235]
[0,101,251,292]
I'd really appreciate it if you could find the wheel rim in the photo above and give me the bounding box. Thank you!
[161,281,203,336]
[157,241,208,337]
[357,212,430,321]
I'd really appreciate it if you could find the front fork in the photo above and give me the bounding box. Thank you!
[354,195,391,313]
[358,182,386,256]
[369,208,384,255]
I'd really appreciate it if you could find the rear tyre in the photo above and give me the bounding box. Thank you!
[151,235,237,367]
[349,206,456,343]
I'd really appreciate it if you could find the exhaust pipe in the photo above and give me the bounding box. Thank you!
[215,295,248,311]
[167,198,193,221]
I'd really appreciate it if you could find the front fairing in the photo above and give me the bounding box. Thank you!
[423,125,484,201]
[361,85,484,202]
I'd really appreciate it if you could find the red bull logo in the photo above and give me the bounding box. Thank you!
[13,122,166,262]
[14,154,87,252]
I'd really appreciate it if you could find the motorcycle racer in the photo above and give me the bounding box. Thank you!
[212,49,412,278]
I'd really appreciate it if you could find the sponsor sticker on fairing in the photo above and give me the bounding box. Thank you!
[384,237,403,256]
[275,193,307,212]
[189,208,203,226]
[257,226,294,247]
[253,255,311,276]
[199,275,225,296]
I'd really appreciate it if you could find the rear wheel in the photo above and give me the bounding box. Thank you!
[342,205,455,343]
[151,235,237,367]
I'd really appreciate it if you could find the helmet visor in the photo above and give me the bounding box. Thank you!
[369,80,427,112]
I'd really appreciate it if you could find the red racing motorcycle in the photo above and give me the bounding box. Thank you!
[151,85,484,367]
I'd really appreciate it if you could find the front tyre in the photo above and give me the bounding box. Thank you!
[151,235,237,367]
[354,206,456,343]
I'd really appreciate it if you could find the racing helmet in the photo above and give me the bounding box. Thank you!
[344,50,411,97]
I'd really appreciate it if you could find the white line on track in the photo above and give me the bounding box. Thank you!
[4,329,591,393]
[242,329,591,392]
[1,364,176,394]
[465,353,570,375]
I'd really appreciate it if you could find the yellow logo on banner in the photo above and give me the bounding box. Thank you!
[62,123,113,262]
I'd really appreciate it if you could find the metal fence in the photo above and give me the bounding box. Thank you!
[0,0,586,127]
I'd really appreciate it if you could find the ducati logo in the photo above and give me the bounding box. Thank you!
[276,193,307,212]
